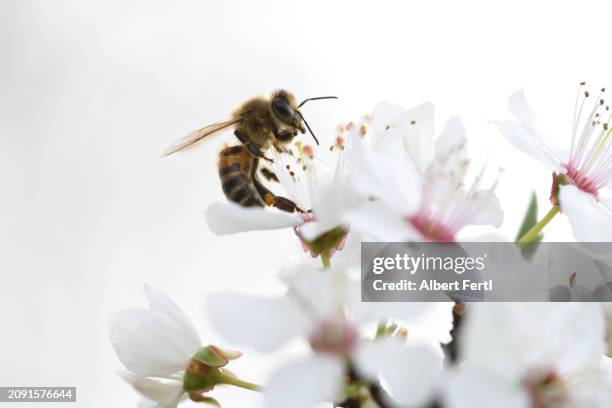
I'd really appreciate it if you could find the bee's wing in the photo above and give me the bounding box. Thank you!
[161,117,243,157]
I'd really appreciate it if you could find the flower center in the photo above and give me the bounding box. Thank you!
[408,213,456,242]
[566,83,612,195]
[299,212,316,223]
[309,317,359,356]
[563,163,599,196]
[523,370,569,408]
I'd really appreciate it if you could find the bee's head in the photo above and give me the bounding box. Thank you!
[270,90,338,146]
[270,90,305,136]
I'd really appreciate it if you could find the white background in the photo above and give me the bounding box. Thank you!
[1,0,609,406]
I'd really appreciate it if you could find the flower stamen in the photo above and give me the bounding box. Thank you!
[563,83,612,196]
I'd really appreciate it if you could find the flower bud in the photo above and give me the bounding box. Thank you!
[182,345,242,400]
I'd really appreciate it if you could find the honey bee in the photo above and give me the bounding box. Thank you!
[162,90,336,213]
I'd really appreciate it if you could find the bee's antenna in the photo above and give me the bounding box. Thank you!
[295,110,320,145]
[298,96,338,108]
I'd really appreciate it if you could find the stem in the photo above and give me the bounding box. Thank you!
[321,252,331,268]
[217,373,263,392]
[517,205,559,245]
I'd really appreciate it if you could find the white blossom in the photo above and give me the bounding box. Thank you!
[206,263,452,407]
[495,85,612,241]
[109,284,202,408]
[346,101,503,242]
[110,91,612,408]
[443,303,612,408]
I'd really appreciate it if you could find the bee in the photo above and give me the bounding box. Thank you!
[162,90,336,213]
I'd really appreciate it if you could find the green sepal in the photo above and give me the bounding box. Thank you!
[215,346,242,360]
[549,172,569,206]
[193,346,229,367]
[301,226,348,259]
[183,370,217,393]
[188,391,221,407]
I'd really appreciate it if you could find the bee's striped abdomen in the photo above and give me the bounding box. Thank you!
[218,145,263,207]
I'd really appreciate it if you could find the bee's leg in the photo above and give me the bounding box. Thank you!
[272,125,297,144]
[252,177,303,213]
[234,130,273,163]
[272,141,293,155]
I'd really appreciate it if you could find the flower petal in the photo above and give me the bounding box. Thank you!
[429,117,471,189]
[443,365,528,408]
[549,304,605,373]
[118,371,184,408]
[144,284,201,353]
[569,358,612,407]
[299,179,355,242]
[373,101,435,173]
[559,185,612,241]
[109,287,201,377]
[205,201,301,235]
[464,188,504,227]
[281,265,346,318]
[508,88,537,129]
[599,194,612,213]
[494,89,564,172]
[372,100,406,136]
[355,302,454,346]
[461,303,604,377]
[398,102,436,172]
[345,201,420,241]
[435,117,467,161]
[205,292,310,353]
[354,340,441,407]
[494,120,562,171]
[346,135,422,215]
[264,356,342,408]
